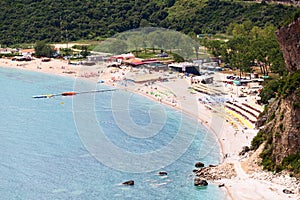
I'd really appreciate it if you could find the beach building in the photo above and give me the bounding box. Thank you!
[0,48,13,55]
[145,63,168,72]
[191,75,214,84]
[168,62,200,75]
[21,48,35,57]
[110,53,135,63]
[87,54,111,63]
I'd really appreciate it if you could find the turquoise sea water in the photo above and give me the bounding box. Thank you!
[0,67,227,200]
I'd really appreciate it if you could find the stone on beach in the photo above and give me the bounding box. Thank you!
[239,146,250,156]
[282,189,294,194]
[218,183,225,187]
[194,163,237,180]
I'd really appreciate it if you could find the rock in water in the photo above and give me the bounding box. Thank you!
[122,180,134,186]
[194,178,208,186]
[158,171,168,176]
[195,162,205,168]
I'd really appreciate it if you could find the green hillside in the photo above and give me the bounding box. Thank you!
[0,0,297,45]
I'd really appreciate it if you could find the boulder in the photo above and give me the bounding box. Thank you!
[122,180,134,186]
[158,171,168,176]
[194,178,208,186]
[195,162,205,168]
[239,146,250,156]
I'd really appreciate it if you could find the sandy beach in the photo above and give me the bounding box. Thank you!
[1,57,299,200]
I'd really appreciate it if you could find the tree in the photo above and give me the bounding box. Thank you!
[250,25,282,76]
[80,45,90,58]
[34,41,55,58]
[127,35,144,57]
[226,36,252,77]
[148,30,164,52]
[108,39,128,55]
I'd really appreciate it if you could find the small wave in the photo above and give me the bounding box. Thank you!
[150,182,168,187]
[52,188,68,193]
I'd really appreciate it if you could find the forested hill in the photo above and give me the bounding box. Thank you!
[0,0,297,45]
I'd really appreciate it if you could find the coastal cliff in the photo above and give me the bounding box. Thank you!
[253,17,300,176]
[276,17,300,72]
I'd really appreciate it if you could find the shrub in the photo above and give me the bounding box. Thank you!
[260,144,275,171]
[280,113,284,121]
[251,130,266,150]
[171,53,184,62]
[269,111,275,122]
[279,123,284,131]
[281,153,300,175]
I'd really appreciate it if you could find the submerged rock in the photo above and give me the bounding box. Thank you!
[158,171,168,176]
[194,178,208,186]
[195,162,205,168]
[122,180,134,186]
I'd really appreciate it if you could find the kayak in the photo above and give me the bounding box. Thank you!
[32,94,54,98]
[61,91,76,96]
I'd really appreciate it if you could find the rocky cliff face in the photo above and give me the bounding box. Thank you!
[275,17,300,72]
[257,94,300,165]
[272,96,300,164]
[254,18,300,175]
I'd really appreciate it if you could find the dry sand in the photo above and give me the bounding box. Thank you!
[1,57,299,200]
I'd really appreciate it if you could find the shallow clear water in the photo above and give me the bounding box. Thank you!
[0,67,227,199]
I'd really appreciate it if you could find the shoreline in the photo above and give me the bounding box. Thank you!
[1,57,298,200]
[0,58,232,198]
[0,58,228,163]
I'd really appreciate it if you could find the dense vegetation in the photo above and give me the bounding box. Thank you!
[0,0,297,45]
[281,153,300,176]
[201,20,287,77]
[259,70,300,104]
